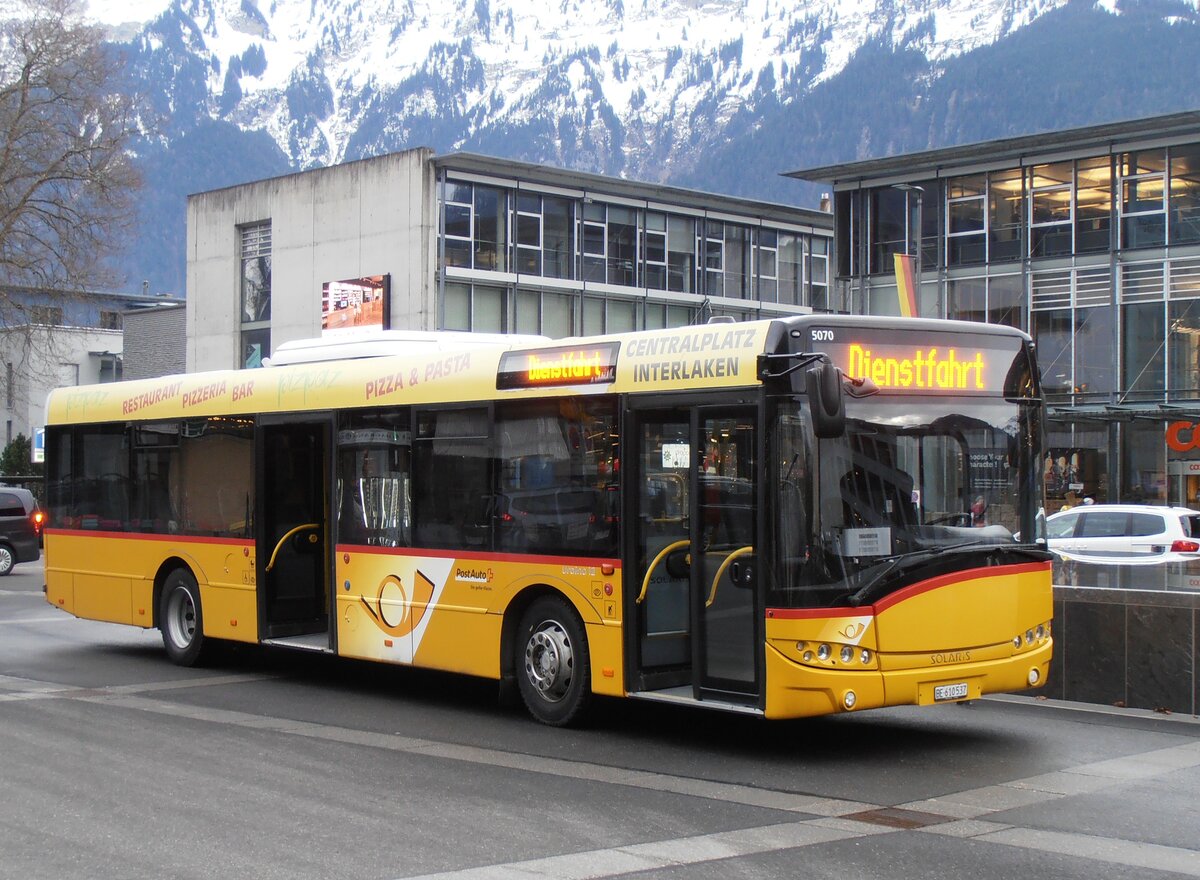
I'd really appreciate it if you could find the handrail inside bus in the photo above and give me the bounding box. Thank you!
[706,545,754,608]
[265,523,321,573]
[637,539,690,604]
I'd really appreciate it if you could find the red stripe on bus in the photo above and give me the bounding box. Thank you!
[335,543,620,569]
[766,561,1050,619]
[43,528,254,547]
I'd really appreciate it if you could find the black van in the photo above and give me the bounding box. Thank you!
[0,486,42,575]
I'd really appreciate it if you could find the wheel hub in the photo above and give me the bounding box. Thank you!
[167,588,196,648]
[524,621,573,702]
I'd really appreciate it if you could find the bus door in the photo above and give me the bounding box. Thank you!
[629,401,760,705]
[257,416,333,648]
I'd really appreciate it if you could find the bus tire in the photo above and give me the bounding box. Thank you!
[159,568,207,667]
[516,596,591,726]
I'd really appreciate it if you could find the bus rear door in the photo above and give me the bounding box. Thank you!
[257,416,333,649]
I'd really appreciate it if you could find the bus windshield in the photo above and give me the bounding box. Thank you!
[772,394,1043,609]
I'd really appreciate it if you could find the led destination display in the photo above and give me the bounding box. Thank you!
[813,328,1023,395]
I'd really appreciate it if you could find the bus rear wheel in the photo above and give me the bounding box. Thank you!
[160,569,207,666]
[516,596,591,726]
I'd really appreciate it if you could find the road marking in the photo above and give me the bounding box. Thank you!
[398,820,898,880]
[9,670,1199,878]
[920,822,1200,877]
[0,615,75,624]
[0,672,277,702]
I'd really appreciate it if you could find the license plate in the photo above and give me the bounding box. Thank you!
[933,682,969,702]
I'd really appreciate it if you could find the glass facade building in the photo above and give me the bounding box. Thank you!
[435,155,831,336]
[788,112,1200,509]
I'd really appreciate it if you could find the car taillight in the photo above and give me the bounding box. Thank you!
[32,511,44,534]
[1170,539,1200,552]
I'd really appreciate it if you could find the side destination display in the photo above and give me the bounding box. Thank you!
[496,342,620,390]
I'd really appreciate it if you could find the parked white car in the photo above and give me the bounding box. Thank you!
[1044,504,1200,563]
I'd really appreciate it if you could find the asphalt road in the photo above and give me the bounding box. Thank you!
[2,559,1199,880]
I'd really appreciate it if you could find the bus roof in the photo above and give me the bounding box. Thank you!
[44,315,1033,426]
[46,319,777,425]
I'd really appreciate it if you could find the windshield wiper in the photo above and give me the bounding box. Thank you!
[841,542,1051,607]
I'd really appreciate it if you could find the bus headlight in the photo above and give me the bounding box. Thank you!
[817,644,831,661]
[840,646,855,664]
[843,690,857,709]
[1028,667,1040,686]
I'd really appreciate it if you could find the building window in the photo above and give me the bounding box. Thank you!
[1123,301,1165,399]
[988,274,1024,329]
[1169,295,1200,395]
[1073,304,1115,398]
[869,188,907,275]
[98,310,123,330]
[1028,162,1072,258]
[1170,144,1200,245]
[703,220,724,295]
[515,193,542,276]
[810,237,829,309]
[239,221,271,369]
[757,229,778,301]
[543,196,574,279]
[988,168,1024,263]
[582,203,607,283]
[644,212,668,290]
[542,290,576,337]
[946,175,987,266]
[443,182,473,268]
[240,222,271,323]
[606,207,638,287]
[723,222,751,298]
[31,305,63,325]
[443,282,506,333]
[948,277,986,323]
[1075,156,1112,253]
[1119,149,1167,249]
[98,355,123,384]
[666,215,695,293]
[948,275,1025,330]
[478,186,508,271]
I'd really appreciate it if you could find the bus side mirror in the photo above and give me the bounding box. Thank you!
[808,363,845,439]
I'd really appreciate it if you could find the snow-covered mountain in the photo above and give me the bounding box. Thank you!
[89,0,1083,174]
[77,0,1200,292]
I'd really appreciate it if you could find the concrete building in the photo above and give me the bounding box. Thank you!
[1,288,185,449]
[186,149,834,372]
[788,111,1200,508]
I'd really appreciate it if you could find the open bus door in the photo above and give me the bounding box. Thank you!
[626,397,762,710]
[256,416,334,649]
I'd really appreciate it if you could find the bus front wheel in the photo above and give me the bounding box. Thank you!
[516,596,591,726]
[160,569,207,667]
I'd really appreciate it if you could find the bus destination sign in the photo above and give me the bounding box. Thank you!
[812,329,1020,395]
[497,342,620,390]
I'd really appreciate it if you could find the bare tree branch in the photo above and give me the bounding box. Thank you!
[0,0,143,330]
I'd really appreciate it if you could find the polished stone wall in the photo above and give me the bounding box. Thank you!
[1035,583,1200,716]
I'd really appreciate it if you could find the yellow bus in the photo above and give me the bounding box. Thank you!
[43,314,1052,725]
